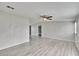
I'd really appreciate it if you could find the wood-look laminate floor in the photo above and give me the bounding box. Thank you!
[0,37,78,56]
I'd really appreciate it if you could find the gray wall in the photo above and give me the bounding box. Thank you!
[31,21,75,42]
[0,11,29,50]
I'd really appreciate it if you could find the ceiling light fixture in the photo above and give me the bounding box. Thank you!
[43,18,51,21]
[43,18,47,21]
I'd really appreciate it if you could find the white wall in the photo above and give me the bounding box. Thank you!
[42,21,74,41]
[31,23,40,36]
[75,18,79,51]
[31,21,74,42]
[0,11,29,50]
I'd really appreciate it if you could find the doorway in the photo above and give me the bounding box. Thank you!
[29,25,31,39]
[38,25,42,37]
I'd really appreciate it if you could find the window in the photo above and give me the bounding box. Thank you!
[75,21,77,34]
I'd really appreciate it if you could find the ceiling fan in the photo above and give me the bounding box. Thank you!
[6,5,14,10]
[40,15,53,21]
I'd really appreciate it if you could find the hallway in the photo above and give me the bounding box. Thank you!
[0,36,78,56]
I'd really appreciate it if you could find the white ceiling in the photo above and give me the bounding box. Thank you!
[0,2,79,23]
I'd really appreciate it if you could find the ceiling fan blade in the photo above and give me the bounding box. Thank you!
[40,15,46,18]
[47,16,52,19]
[48,19,52,20]
[49,16,53,18]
